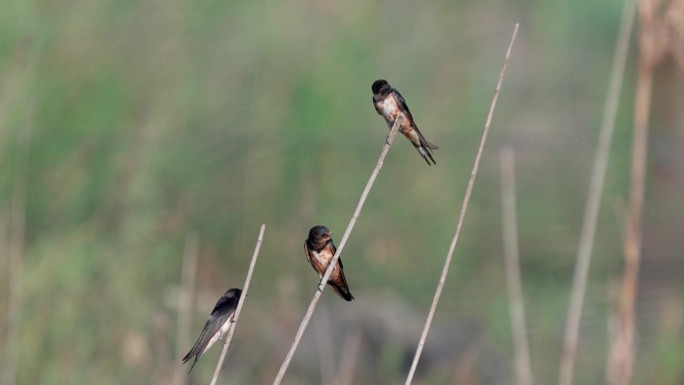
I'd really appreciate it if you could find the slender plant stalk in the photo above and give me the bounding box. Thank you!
[209,224,266,385]
[557,1,637,384]
[2,106,32,385]
[606,0,656,382]
[499,147,534,385]
[314,307,337,384]
[1,41,34,385]
[173,234,200,385]
[272,116,404,385]
[403,23,519,385]
[0,215,6,291]
[606,59,649,385]
[334,327,362,385]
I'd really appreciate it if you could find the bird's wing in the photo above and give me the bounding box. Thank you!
[393,89,416,124]
[327,241,354,300]
[182,313,225,364]
[210,295,238,318]
[329,241,342,269]
[393,89,438,150]
[304,242,312,264]
[373,95,383,115]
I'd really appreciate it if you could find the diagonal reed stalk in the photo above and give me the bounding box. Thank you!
[209,224,266,385]
[606,0,660,382]
[404,23,519,385]
[272,116,404,385]
[500,147,534,385]
[173,234,200,385]
[557,1,636,384]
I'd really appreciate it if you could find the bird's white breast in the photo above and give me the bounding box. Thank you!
[380,96,398,117]
[220,318,233,335]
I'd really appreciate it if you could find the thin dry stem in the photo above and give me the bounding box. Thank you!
[209,224,266,385]
[499,147,534,385]
[314,307,337,384]
[2,110,31,385]
[606,68,650,385]
[557,1,637,384]
[606,0,656,382]
[404,23,519,385]
[173,234,200,385]
[334,327,362,385]
[272,116,404,385]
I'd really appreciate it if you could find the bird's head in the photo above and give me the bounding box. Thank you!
[308,225,333,244]
[223,288,242,299]
[371,79,390,95]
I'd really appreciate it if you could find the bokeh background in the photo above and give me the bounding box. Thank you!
[1,0,683,384]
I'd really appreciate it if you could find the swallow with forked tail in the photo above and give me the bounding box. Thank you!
[372,79,439,165]
[304,225,354,301]
[182,288,241,372]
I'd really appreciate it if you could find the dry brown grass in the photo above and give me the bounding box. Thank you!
[607,1,684,384]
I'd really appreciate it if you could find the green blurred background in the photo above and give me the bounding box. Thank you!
[1,0,683,383]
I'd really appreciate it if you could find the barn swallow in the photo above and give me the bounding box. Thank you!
[304,225,354,301]
[372,79,439,165]
[182,288,242,372]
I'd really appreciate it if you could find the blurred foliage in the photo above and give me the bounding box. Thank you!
[1,0,683,384]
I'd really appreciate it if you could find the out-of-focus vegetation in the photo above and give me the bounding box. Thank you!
[1,0,682,384]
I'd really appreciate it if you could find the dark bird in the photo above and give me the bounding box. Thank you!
[182,288,242,372]
[372,79,439,165]
[304,225,354,301]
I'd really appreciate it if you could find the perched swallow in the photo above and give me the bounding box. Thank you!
[372,79,439,165]
[304,225,354,301]
[182,288,242,372]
